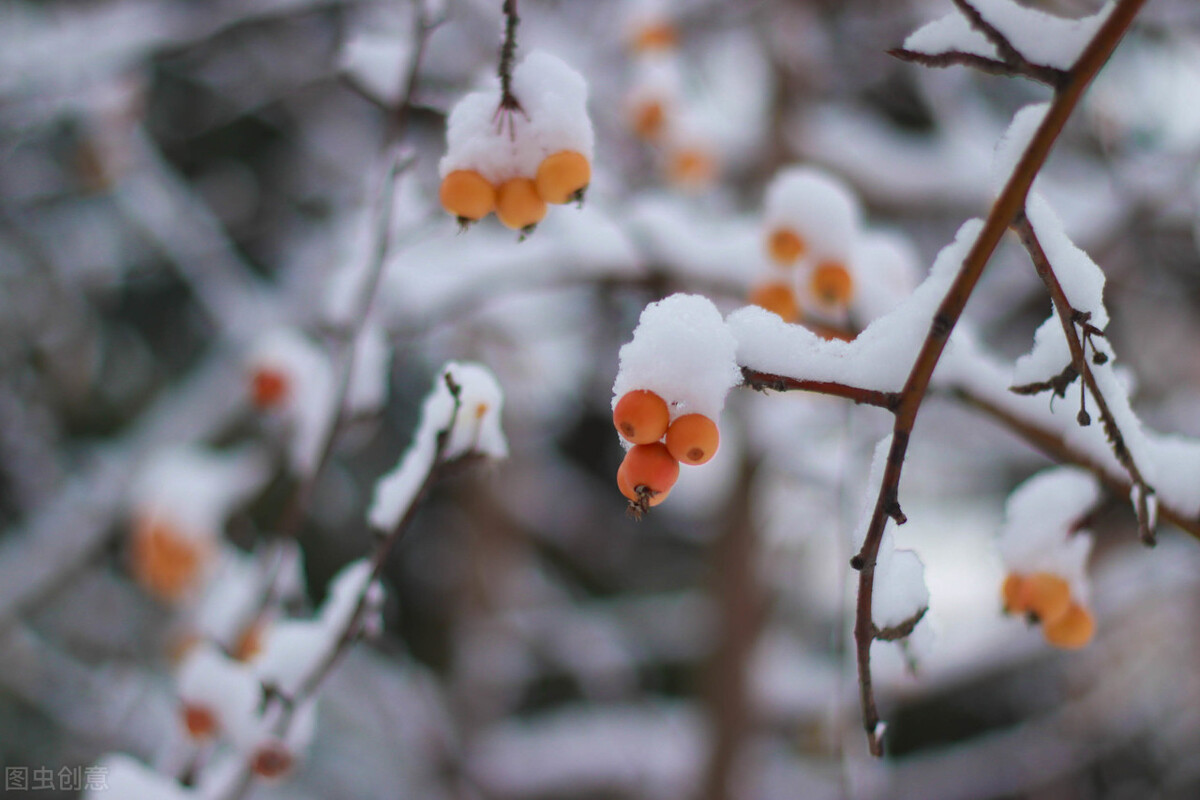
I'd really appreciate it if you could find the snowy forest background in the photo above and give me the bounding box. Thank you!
[3,0,1200,797]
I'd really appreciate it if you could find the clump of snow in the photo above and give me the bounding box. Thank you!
[997,467,1097,600]
[129,445,270,545]
[849,228,921,324]
[991,103,1049,195]
[440,50,593,184]
[873,525,931,630]
[730,219,983,393]
[1012,313,1071,387]
[903,0,1114,71]
[368,362,507,531]
[245,327,336,474]
[347,322,392,416]
[612,294,742,423]
[177,643,262,742]
[763,166,862,262]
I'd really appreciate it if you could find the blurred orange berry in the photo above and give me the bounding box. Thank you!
[748,281,800,323]
[1024,572,1071,624]
[1042,602,1095,649]
[1002,573,1028,614]
[250,367,289,409]
[666,147,716,188]
[130,517,207,602]
[631,22,678,52]
[252,742,294,779]
[767,228,806,266]
[630,99,667,142]
[182,703,218,740]
[439,170,496,222]
[613,390,670,445]
[811,260,855,306]
[665,413,719,466]
[536,150,591,204]
[496,177,547,232]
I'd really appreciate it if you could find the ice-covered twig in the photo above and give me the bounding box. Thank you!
[1012,215,1157,545]
[853,0,1146,757]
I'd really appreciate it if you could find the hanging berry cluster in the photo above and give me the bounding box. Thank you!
[611,294,741,516]
[439,50,594,235]
[622,1,718,190]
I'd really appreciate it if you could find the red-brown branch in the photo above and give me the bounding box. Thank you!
[854,0,1147,757]
[1012,214,1157,545]
[740,368,901,410]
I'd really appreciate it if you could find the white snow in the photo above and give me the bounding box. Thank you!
[612,293,742,424]
[729,219,983,393]
[995,467,1096,599]
[176,643,262,742]
[904,0,1114,71]
[1011,313,1071,387]
[873,526,931,630]
[849,228,921,325]
[347,322,392,416]
[440,50,593,184]
[246,327,337,474]
[368,362,507,531]
[129,444,270,545]
[992,103,1049,195]
[763,165,863,262]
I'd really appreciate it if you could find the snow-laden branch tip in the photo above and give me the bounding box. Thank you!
[368,362,507,531]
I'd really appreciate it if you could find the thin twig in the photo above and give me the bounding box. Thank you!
[889,47,1065,87]
[852,0,1147,757]
[950,0,1068,87]
[494,0,525,137]
[740,367,901,410]
[949,386,1199,541]
[1012,214,1157,545]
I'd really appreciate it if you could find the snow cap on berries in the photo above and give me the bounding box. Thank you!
[440,50,593,184]
[612,293,741,424]
[764,166,863,262]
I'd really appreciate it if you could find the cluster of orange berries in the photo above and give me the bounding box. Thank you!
[612,389,719,513]
[750,227,856,324]
[1002,571,1095,649]
[623,14,718,190]
[439,149,592,233]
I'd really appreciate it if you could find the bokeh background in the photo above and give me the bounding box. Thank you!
[3,0,1200,797]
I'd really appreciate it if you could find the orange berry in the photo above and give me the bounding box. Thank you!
[233,619,266,662]
[1002,573,1028,614]
[535,150,591,205]
[666,147,716,188]
[439,170,496,222]
[131,517,207,602]
[182,703,218,739]
[496,177,547,232]
[811,260,855,306]
[250,367,289,409]
[631,22,678,52]
[613,390,670,445]
[617,442,680,505]
[748,281,800,323]
[1042,602,1095,649]
[1024,572,1072,624]
[631,99,667,141]
[767,228,806,266]
[252,742,295,779]
[665,414,719,466]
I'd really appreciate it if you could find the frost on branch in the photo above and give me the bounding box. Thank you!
[368,362,507,531]
[902,0,1114,73]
